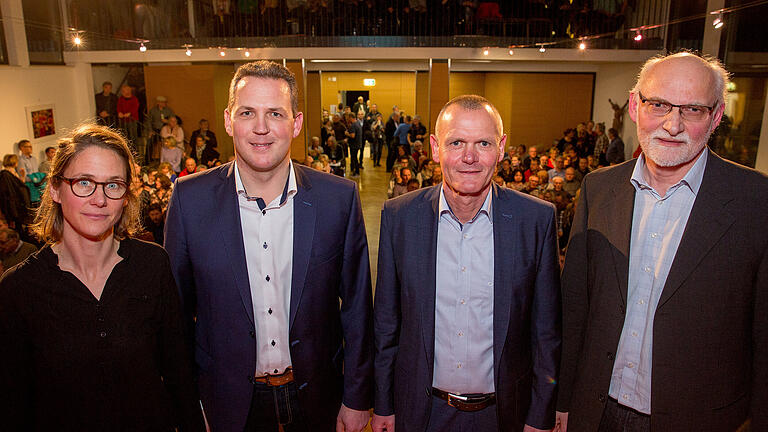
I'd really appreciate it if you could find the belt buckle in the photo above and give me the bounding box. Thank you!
[447,392,468,409]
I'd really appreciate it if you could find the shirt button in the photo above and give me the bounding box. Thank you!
[461,267,466,272]
[457,363,462,369]
[99,331,107,338]
[638,299,645,305]
[460,299,466,305]
[268,308,273,315]
[644,266,651,272]
[650,233,658,238]
[271,340,276,347]
[622,394,629,400]
[266,275,270,282]
[632,331,638,337]
[628,362,635,368]
[457,331,463,337]
[263,242,268,249]
[274,369,279,374]
[463,234,469,239]
[487,282,492,286]
[262,210,267,215]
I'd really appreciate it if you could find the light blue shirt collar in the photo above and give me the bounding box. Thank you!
[438,185,493,225]
[630,149,708,196]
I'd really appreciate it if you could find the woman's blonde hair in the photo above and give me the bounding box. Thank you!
[32,123,140,243]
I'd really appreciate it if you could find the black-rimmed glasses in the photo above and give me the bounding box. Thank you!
[638,91,717,122]
[56,176,128,200]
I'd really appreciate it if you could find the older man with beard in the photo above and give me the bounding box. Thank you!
[557,52,768,432]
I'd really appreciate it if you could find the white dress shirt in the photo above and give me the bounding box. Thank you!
[609,151,707,413]
[433,186,495,394]
[235,161,297,376]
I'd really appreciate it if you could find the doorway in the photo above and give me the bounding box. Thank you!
[343,90,370,110]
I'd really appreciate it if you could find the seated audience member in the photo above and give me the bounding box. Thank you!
[411,140,428,167]
[388,167,411,198]
[157,162,177,183]
[493,175,505,187]
[537,170,550,190]
[587,154,599,171]
[406,178,420,193]
[303,155,314,167]
[308,136,324,158]
[325,136,345,176]
[539,154,553,170]
[507,169,526,191]
[548,156,566,182]
[551,176,571,202]
[188,119,217,153]
[160,137,183,173]
[318,154,332,173]
[0,228,36,272]
[510,155,521,170]
[421,165,442,187]
[557,128,575,152]
[178,158,198,177]
[144,203,165,245]
[160,115,184,146]
[498,158,515,183]
[150,174,173,212]
[574,157,590,180]
[524,158,541,181]
[1,154,31,236]
[196,165,207,172]
[191,135,220,168]
[563,167,581,197]
[311,160,325,171]
[522,146,538,170]
[396,146,417,174]
[38,146,56,175]
[524,173,542,197]
[417,159,435,186]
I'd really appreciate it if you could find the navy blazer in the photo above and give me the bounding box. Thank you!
[165,162,374,432]
[374,184,561,431]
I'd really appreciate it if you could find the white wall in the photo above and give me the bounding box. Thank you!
[593,62,643,160]
[92,64,132,94]
[0,63,94,160]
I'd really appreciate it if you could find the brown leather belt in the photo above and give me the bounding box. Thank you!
[254,368,294,386]
[432,387,496,412]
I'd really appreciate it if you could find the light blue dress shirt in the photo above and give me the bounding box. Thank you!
[609,151,707,414]
[433,186,495,394]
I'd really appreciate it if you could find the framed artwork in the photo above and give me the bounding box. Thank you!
[26,104,57,141]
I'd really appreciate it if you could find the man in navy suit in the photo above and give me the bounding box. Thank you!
[371,95,561,432]
[165,60,373,432]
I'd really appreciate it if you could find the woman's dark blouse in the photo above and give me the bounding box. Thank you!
[0,238,205,431]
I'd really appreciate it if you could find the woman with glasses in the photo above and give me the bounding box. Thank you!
[0,124,205,431]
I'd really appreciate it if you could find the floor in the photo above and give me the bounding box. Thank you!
[347,146,392,288]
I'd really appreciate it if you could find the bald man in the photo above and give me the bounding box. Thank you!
[372,95,560,432]
[558,52,768,432]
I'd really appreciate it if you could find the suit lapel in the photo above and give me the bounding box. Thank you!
[419,186,440,368]
[658,151,735,307]
[492,185,516,380]
[217,163,255,325]
[601,164,637,306]
[290,166,316,328]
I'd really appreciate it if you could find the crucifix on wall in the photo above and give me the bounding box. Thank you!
[609,98,629,133]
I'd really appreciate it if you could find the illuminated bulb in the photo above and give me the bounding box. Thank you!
[634,32,643,41]
[482,48,489,56]
[713,14,723,29]
[139,43,147,52]
[579,42,586,50]
[539,46,546,53]
[73,36,82,46]
[219,49,226,57]
[185,48,192,56]
[244,51,251,57]
[508,49,514,56]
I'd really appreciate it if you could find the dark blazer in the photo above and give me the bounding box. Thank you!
[165,162,374,432]
[558,150,768,431]
[374,184,561,431]
[350,120,364,149]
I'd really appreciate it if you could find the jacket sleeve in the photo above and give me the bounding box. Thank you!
[373,202,401,416]
[751,243,768,430]
[339,183,375,411]
[557,175,592,413]
[526,204,562,429]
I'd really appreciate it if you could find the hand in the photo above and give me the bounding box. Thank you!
[371,414,395,432]
[99,110,108,118]
[555,411,568,432]
[336,404,370,432]
[523,425,552,432]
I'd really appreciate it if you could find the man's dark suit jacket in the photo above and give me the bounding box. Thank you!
[350,120,364,149]
[165,162,374,432]
[374,184,561,431]
[558,150,768,431]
